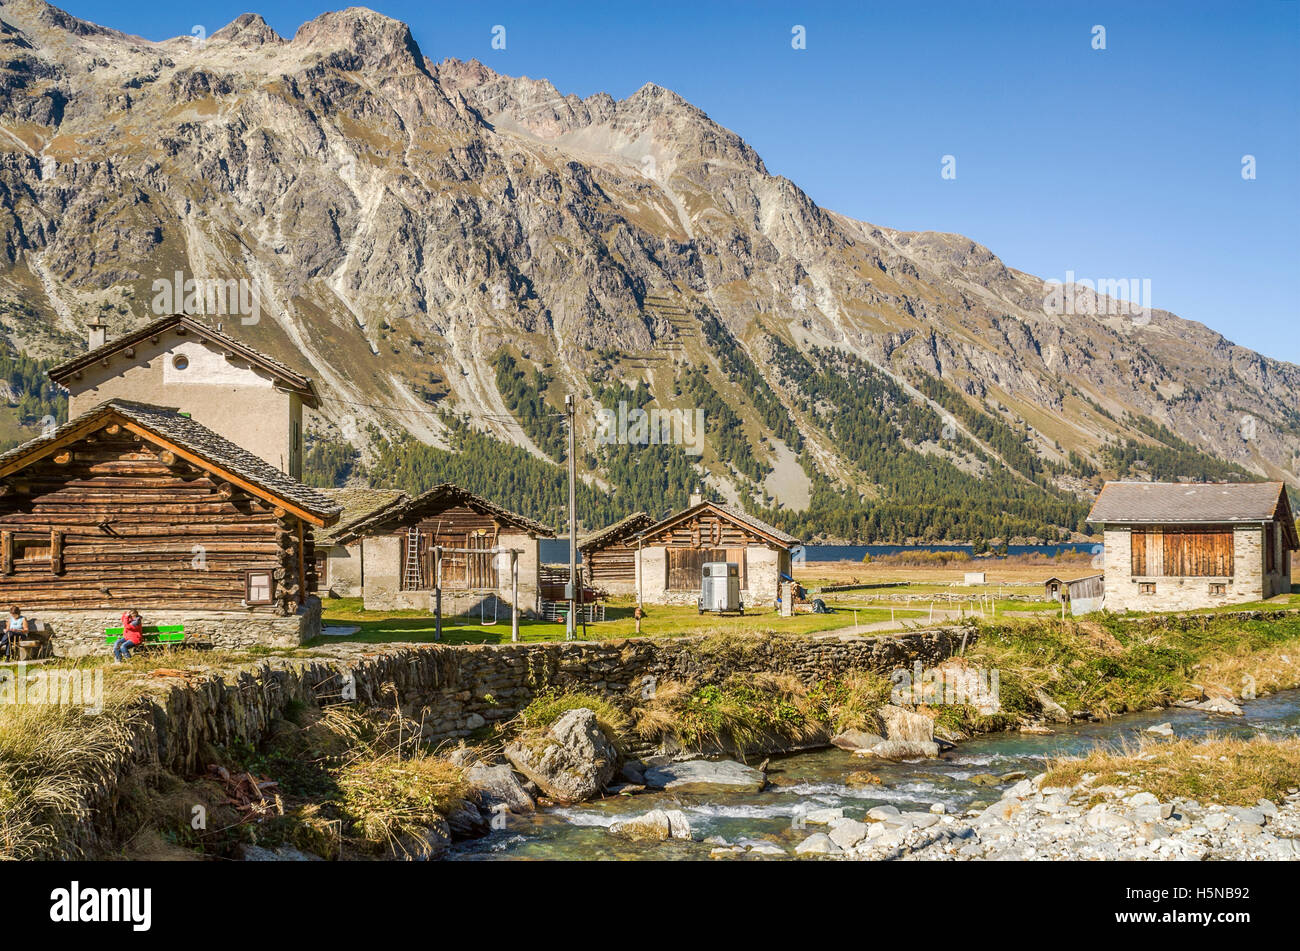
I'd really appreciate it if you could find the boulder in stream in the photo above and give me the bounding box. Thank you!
[831,728,885,751]
[608,809,693,841]
[503,708,618,804]
[466,763,536,813]
[643,759,766,794]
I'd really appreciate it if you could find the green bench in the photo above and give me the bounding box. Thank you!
[104,624,186,648]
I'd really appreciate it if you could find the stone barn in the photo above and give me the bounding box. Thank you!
[633,500,800,608]
[1087,481,1296,612]
[340,483,555,616]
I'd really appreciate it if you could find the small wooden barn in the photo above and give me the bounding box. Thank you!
[633,500,801,607]
[1043,574,1105,614]
[1087,481,1297,611]
[337,483,556,615]
[577,511,654,595]
[315,488,409,597]
[0,399,340,655]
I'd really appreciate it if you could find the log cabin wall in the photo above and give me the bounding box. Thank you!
[395,504,504,592]
[0,428,306,614]
[587,543,638,587]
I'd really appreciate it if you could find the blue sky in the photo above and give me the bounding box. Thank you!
[65,1,1300,363]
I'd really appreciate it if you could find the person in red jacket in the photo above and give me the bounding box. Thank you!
[113,608,144,662]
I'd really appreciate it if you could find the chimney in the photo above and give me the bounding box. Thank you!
[88,316,108,350]
[689,491,703,507]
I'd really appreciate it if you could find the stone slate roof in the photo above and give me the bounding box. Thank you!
[578,511,653,553]
[1087,481,1289,526]
[639,499,801,548]
[318,487,410,544]
[47,313,318,406]
[0,400,341,524]
[338,482,556,540]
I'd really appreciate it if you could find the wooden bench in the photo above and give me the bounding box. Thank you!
[104,624,187,650]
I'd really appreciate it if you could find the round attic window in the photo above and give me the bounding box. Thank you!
[172,354,189,371]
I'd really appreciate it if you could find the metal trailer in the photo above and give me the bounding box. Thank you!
[698,561,743,615]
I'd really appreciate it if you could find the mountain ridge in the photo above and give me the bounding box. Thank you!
[0,0,1295,539]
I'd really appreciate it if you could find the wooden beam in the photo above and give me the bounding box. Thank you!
[50,529,63,575]
[1,531,11,575]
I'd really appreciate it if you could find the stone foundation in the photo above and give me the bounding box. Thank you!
[38,597,322,657]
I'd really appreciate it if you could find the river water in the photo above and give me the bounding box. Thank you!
[450,689,1300,861]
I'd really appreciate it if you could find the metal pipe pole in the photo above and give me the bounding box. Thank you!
[566,393,577,642]
[511,550,519,643]
[434,545,442,642]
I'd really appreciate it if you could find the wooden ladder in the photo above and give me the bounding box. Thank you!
[403,526,424,590]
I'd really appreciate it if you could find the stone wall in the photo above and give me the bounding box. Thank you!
[130,626,973,773]
[323,543,363,597]
[41,598,322,657]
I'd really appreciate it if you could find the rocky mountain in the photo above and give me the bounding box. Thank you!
[0,0,1296,540]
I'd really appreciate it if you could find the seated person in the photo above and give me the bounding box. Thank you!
[113,608,144,662]
[1,605,26,660]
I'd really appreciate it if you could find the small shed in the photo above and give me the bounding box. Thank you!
[1044,574,1105,613]
[633,500,800,607]
[316,488,409,597]
[577,511,654,595]
[339,483,556,616]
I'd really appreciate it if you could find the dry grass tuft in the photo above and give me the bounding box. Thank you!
[1044,735,1300,806]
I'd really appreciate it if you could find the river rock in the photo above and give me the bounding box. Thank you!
[1034,689,1071,723]
[794,832,842,855]
[831,728,886,751]
[1198,696,1244,716]
[608,808,692,841]
[828,819,869,849]
[802,807,845,825]
[854,739,939,760]
[845,770,883,786]
[1145,722,1174,737]
[445,801,491,838]
[866,805,901,821]
[879,705,935,743]
[466,763,535,813]
[389,818,452,861]
[969,773,1001,787]
[643,759,766,794]
[503,708,618,804]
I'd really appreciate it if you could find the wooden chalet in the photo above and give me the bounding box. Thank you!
[338,483,556,615]
[0,399,340,653]
[634,500,801,607]
[577,511,654,595]
[1087,481,1297,611]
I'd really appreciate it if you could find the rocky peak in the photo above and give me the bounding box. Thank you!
[209,13,283,48]
[291,6,428,76]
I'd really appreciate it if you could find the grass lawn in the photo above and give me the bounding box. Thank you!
[313,597,925,646]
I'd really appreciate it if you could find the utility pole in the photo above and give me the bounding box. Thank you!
[566,393,577,641]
